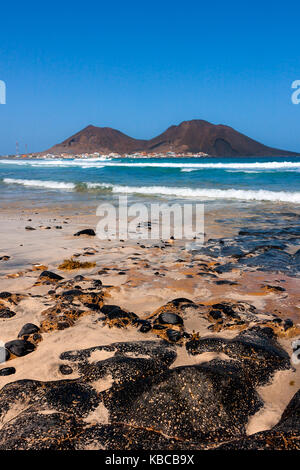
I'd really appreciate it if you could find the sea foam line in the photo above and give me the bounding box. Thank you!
[3,178,75,189]
[107,185,300,203]
[3,178,300,203]
[1,159,300,170]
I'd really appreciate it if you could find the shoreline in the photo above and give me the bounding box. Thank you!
[2,153,300,160]
[1,204,299,318]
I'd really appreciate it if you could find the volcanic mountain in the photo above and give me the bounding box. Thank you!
[45,120,299,157]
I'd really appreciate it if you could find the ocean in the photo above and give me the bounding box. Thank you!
[0,156,300,207]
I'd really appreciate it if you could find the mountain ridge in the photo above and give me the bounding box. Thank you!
[44,120,300,157]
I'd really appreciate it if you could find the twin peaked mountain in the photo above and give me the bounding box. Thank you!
[46,120,299,157]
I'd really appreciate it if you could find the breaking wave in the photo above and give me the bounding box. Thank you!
[3,178,76,190]
[1,159,300,171]
[2,178,300,203]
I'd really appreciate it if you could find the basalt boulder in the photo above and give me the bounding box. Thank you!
[0,410,81,450]
[0,338,294,450]
[0,367,16,376]
[216,389,300,450]
[186,326,291,386]
[73,229,96,237]
[37,271,64,285]
[18,323,40,339]
[101,359,262,443]
[100,305,139,328]
[5,340,35,357]
[0,307,16,319]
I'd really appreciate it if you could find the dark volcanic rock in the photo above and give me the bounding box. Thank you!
[39,271,64,282]
[59,364,74,375]
[61,289,87,300]
[136,319,152,333]
[73,229,96,237]
[60,342,262,444]
[216,390,300,450]
[101,305,127,315]
[264,284,286,292]
[213,263,236,274]
[0,367,16,376]
[165,329,182,343]
[170,298,194,306]
[0,307,16,319]
[40,302,87,332]
[215,430,300,450]
[74,423,180,450]
[0,410,81,450]
[84,302,101,311]
[156,312,184,326]
[82,355,170,389]
[60,340,176,371]
[18,323,40,338]
[59,289,103,307]
[43,381,99,416]
[215,280,238,286]
[5,340,35,357]
[0,292,12,299]
[275,388,300,431]
[102,360,262,442]
[0,342,179,449]
[100,305,138,327]
[186,327,291,386]
[0,339,295,450]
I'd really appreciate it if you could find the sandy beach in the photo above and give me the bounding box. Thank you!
[0,202,299,449]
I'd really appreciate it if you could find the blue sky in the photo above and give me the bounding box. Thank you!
[0,0,299,154]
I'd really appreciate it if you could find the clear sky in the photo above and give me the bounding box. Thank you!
[0,0,299,155]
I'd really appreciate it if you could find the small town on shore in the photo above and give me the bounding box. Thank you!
[2,150,210,160]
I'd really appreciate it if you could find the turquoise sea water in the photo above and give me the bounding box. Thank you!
[0,156,300,206]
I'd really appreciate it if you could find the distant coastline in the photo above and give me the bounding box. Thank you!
[0,151,211,160]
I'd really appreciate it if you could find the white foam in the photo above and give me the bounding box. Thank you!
[225,170,260,174]
[105,161,300,170]
[3,178,300,203]
[180,168,200,172]
[3,178,75,190]
[0,158,109,169]
[1,159,300,170]
[106,185,300,203]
